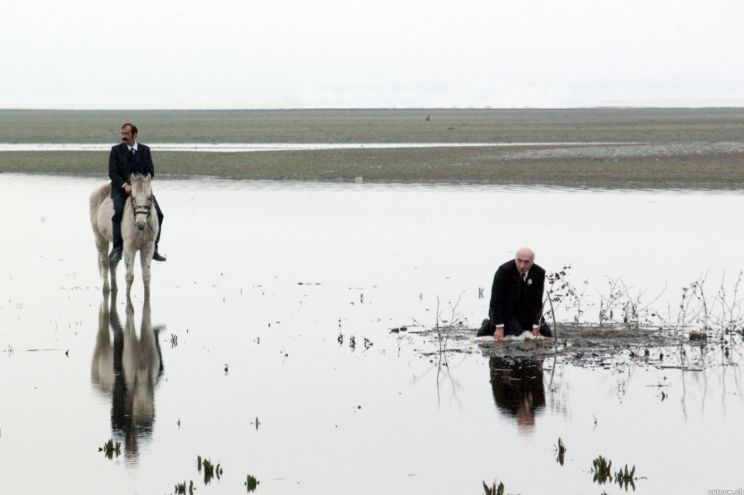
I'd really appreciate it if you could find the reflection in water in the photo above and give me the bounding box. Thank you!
[489,357,546,433]
[91,296,116,395]
[91,293,164,462]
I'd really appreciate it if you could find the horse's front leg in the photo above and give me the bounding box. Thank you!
[124,245,136,296]
[110,260,118,293]
[141,244,154,299]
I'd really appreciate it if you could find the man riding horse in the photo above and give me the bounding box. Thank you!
[109,123,166,263]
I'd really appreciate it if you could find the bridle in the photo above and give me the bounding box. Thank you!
[130,193,155,231]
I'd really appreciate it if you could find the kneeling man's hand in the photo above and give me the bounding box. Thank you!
[494,326,504,342]
[532,325,540,337]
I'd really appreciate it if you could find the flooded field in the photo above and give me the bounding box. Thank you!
[0,174,742,494]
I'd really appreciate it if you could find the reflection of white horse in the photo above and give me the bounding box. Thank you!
[89,174,159,295]
[90,292,164,461]
[91,291,116,395]
[121,297,162,436]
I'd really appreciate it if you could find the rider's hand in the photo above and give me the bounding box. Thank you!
[494,326,505,342]
[124,184,132,194]
[532,324,540,337]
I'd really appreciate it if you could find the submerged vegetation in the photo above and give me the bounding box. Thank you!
[614,464,638,491]
[591,455,613,484]
[98,439,121,460]
[197,455,223,484]
[556,437,566,466]
[171,455,258,493]
[482,480,505,495]
[173,480,195,495]
[245,474,259,492]
[591,455,638,491]
[482,450,638,494]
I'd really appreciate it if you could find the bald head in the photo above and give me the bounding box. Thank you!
[515,247,535,275]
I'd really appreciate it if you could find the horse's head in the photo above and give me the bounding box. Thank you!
[130,174,154,231]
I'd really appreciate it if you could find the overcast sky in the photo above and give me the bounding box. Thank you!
[3,0,744,109]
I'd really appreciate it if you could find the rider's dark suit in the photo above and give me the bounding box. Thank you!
[108,142,163,250]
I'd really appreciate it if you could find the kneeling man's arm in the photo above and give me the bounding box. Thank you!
[489,269,507,330]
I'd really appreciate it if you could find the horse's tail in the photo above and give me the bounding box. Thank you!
[89,182,112,230]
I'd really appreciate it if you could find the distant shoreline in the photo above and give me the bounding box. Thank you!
[2,106,744,111]
[2,108,743,189]
[0,141,640,152]
[3,108,744,143]
[2,147,743,190]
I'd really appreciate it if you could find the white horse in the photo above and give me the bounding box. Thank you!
[90,174,159,295]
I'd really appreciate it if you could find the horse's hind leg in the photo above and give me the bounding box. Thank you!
[95,234,111,294]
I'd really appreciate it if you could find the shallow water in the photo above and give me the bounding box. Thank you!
[0,174,742,494]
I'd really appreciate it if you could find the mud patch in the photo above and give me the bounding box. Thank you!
[410,324,742,370]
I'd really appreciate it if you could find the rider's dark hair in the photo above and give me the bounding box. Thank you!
[121,123,138,135]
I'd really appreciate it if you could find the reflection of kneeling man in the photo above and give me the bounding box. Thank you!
[478,247,552,341]
[489,357,545,433]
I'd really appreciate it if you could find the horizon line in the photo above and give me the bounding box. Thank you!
[2,105,744,112]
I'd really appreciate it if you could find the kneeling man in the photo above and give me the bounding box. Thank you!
[478,247,552,341]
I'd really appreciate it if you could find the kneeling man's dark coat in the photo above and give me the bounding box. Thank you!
[489,260,546,335]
